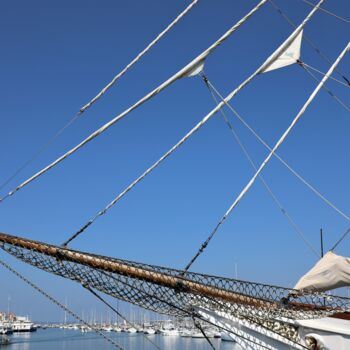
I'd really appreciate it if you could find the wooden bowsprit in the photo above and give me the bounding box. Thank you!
[0,231,348,323]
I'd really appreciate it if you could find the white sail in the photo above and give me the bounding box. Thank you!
[183,59,205,77]
[4,0,270,200]
[294,251,350,292]
[262,30,303,73]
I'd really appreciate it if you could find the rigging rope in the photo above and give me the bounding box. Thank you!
[84,286,164,350]
[78,0,199,114]
[56,259,165,350]
[331,227,350,251]
[300,0,350,25]
[0,114,81,196]
[268,0,350,85]
[1,232,324,349]
[96,268,307,349]
[61,3,324,246]
[0,257,126,350]
[0,0,269,203]
[0,1,199,197]
[191,315,216,350]
[183,42,350,272]
[201,74,320,257]
[299,62,350,114]
[0,236,283,350]
[301,62,350,88]
[82,250,283,349]
[204,79,350,225]
[94,270,273,349]
[93,270,289,350]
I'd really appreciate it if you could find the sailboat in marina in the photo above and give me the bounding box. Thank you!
[0,0,349,349]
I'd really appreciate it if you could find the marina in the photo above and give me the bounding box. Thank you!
[0,328,239,350]
[1,317,235,348]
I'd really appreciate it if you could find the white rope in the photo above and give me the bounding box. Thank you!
[2,0,269,201]
[268,0,350,86]
[301,62,350,88]
[0,1,199,196]
[300,63,350,114]
[300,0,350,25]
[79,0,199,114]
[62,0,325,245]
[204,75,320,257]
[184,41,350,271]
[206,79,350,224]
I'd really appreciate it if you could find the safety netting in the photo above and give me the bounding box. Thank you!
[0,232,349,324]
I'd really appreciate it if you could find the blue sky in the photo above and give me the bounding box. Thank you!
[0,0,349,321]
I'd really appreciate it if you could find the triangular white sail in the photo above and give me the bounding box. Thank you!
[182,59,205,77]
[294,251,350,292]
[262,30,303,73]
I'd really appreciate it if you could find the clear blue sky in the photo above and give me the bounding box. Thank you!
[0,0,349,322]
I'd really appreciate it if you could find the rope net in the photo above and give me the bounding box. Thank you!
[0,232,349,326]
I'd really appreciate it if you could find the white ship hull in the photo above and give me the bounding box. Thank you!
[160,329,179,336]
[12,323,37,332]
[198,308,350,350]
[11,317,37,333]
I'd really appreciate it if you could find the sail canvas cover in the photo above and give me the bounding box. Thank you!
[294,251,350,292]
[262,30,303,73]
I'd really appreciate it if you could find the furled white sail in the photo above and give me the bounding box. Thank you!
[79,0,200,114]
[262,30,303,73]
[63,0,330,245]
[3,0,270,200]
[294,251,350,292]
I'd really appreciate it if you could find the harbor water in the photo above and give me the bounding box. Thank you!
[5,329,241,350]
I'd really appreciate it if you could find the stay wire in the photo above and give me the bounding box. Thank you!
[268,0,350,85]
[0,113,81,196]
[0,1,199,198]
[61,1,323,247]
[204,77,350,224]
[83,285,164,350]
[0,256,126,350]
[2,254,305,350]
[299,61,350,114]
[301,62,350,88]
[56,261,164,350]
[201,73,320,257]
[0,241,306,349]
[184,44,350,271]
[183,215,225,272]
[300,0,350,25]
[192,315,216,350]
[97,270,275,349]
[1,0,269,204]
[78,0,199,114]
[331,227,350,251]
